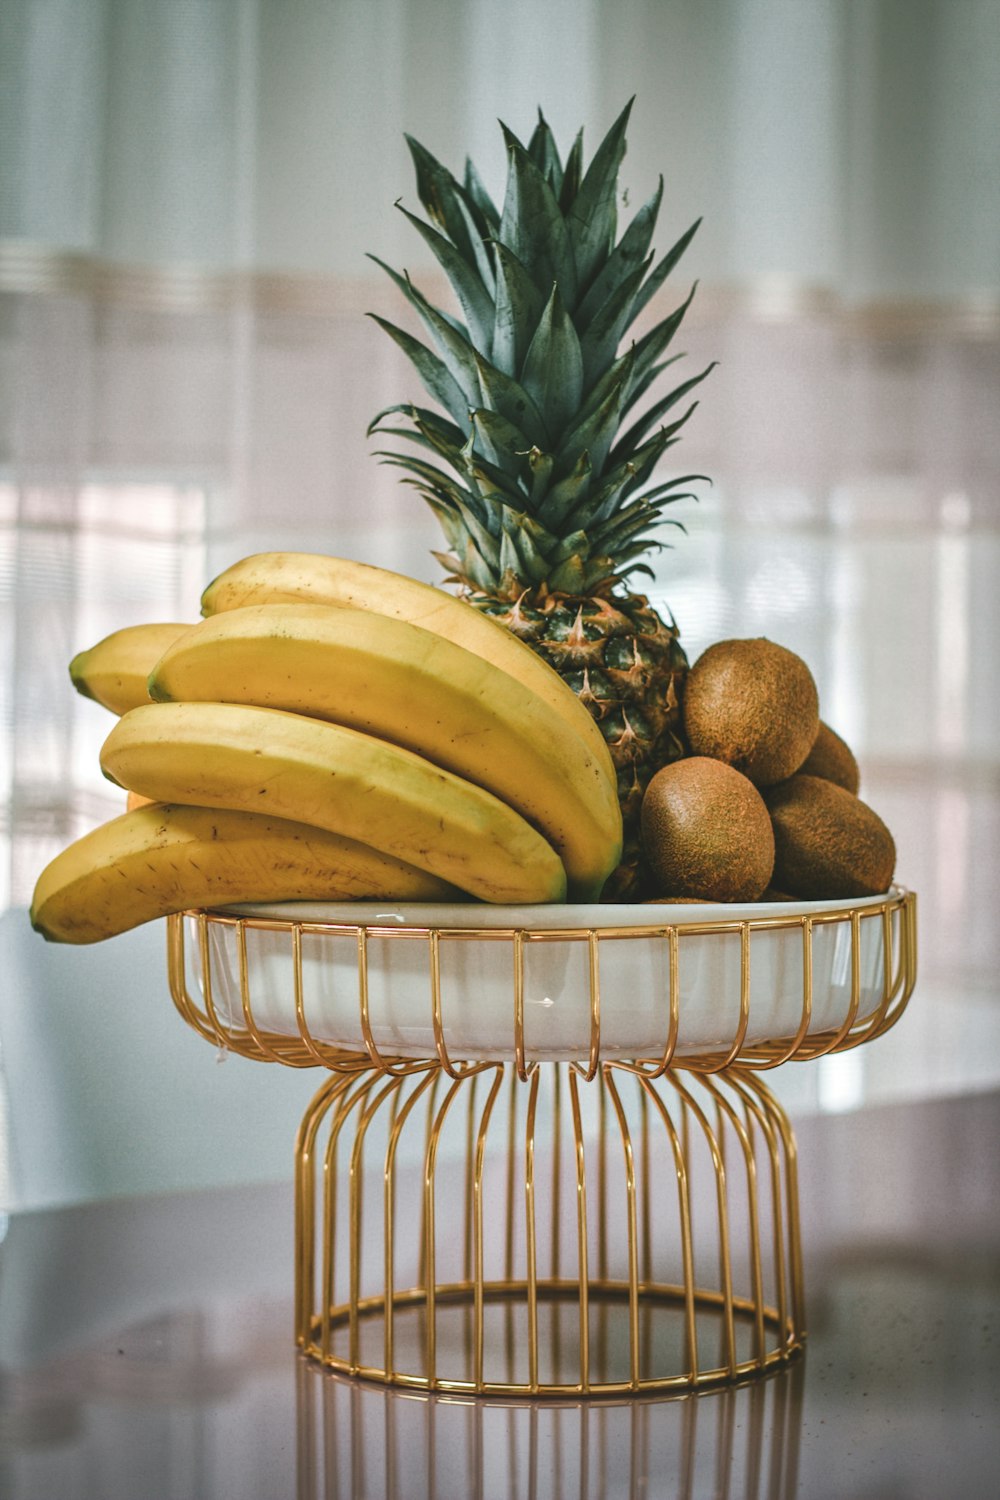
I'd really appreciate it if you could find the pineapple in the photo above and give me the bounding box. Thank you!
[369,100,713,899]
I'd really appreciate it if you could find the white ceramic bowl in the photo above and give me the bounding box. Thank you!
[191,891,908,1065]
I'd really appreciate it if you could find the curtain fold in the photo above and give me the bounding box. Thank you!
[3,0,998,296]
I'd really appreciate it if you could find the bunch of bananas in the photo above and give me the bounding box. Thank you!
[31,555,623,944]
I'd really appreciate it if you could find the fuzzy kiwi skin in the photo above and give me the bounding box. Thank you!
[764,774,895,899]
[799,721,860,794]
[642,896,714,905]
[682,638,820,787]
[641,757,775,902]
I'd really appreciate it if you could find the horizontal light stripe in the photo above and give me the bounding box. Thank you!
[1,240,998,338]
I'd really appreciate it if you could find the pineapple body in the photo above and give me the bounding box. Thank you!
[471,585,687,898]
[371,100,711,897]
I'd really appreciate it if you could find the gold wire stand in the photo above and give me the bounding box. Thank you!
[166,889,917,1399]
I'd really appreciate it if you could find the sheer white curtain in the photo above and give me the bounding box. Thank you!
[1,0,998,1205]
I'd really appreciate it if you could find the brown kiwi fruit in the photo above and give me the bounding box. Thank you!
[640,757,775,902]
[642,896,714,904]
[764,774,895,899]
[682,638,819,786]
[799,721,860,794]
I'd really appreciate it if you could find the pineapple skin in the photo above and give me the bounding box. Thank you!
[470,586,689,899]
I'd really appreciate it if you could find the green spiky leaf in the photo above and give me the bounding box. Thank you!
[548,554,588,593]
[540,449,592,529]
[617,353,683,420]
[575,175,663,326]
[394,204,495,347]
[367,402,467,451]
[527,110,564,196]
[629,217,702,325]
[463,157,501,237]
[373,107,713,598]
[527,447,556,506]
[498,521,549,585]
[585,426,685,522]
[498,130,578,306]
[622,282,699,409]
[609,364,716,465]
[636,473,711,505]
[368,256,481,406]
[473,350,550,449]
[579,256,652,390]
[557,129,584,215]
[463,436,525,510]
[565,97,632,293]
[490,240,547,377]
[405,135,481,271]
[469,407,533,482]
[556,347,634,477]
[367,314,471,430]
[548,527,589,565]
[520,285,584,439]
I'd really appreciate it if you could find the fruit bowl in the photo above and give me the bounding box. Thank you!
[169,887,915,1073]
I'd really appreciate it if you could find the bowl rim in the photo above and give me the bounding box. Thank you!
[215,885,907,935]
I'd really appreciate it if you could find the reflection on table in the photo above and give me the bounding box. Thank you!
[1,1090,998,1499]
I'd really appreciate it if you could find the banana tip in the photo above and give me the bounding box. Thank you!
[68,662,98,703]
[28,911,54,941]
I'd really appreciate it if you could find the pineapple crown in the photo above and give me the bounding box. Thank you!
[367,99,714,600]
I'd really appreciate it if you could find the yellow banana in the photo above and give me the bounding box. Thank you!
[70,622,194,715]
[149,604,622,901]
[201,551,616,789]
[101,702,566,905]
[31,802,462,945]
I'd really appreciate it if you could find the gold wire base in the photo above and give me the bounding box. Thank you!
[301,1282,801,1397]
[165,891,916,1399]
[294,1062,805,1397]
